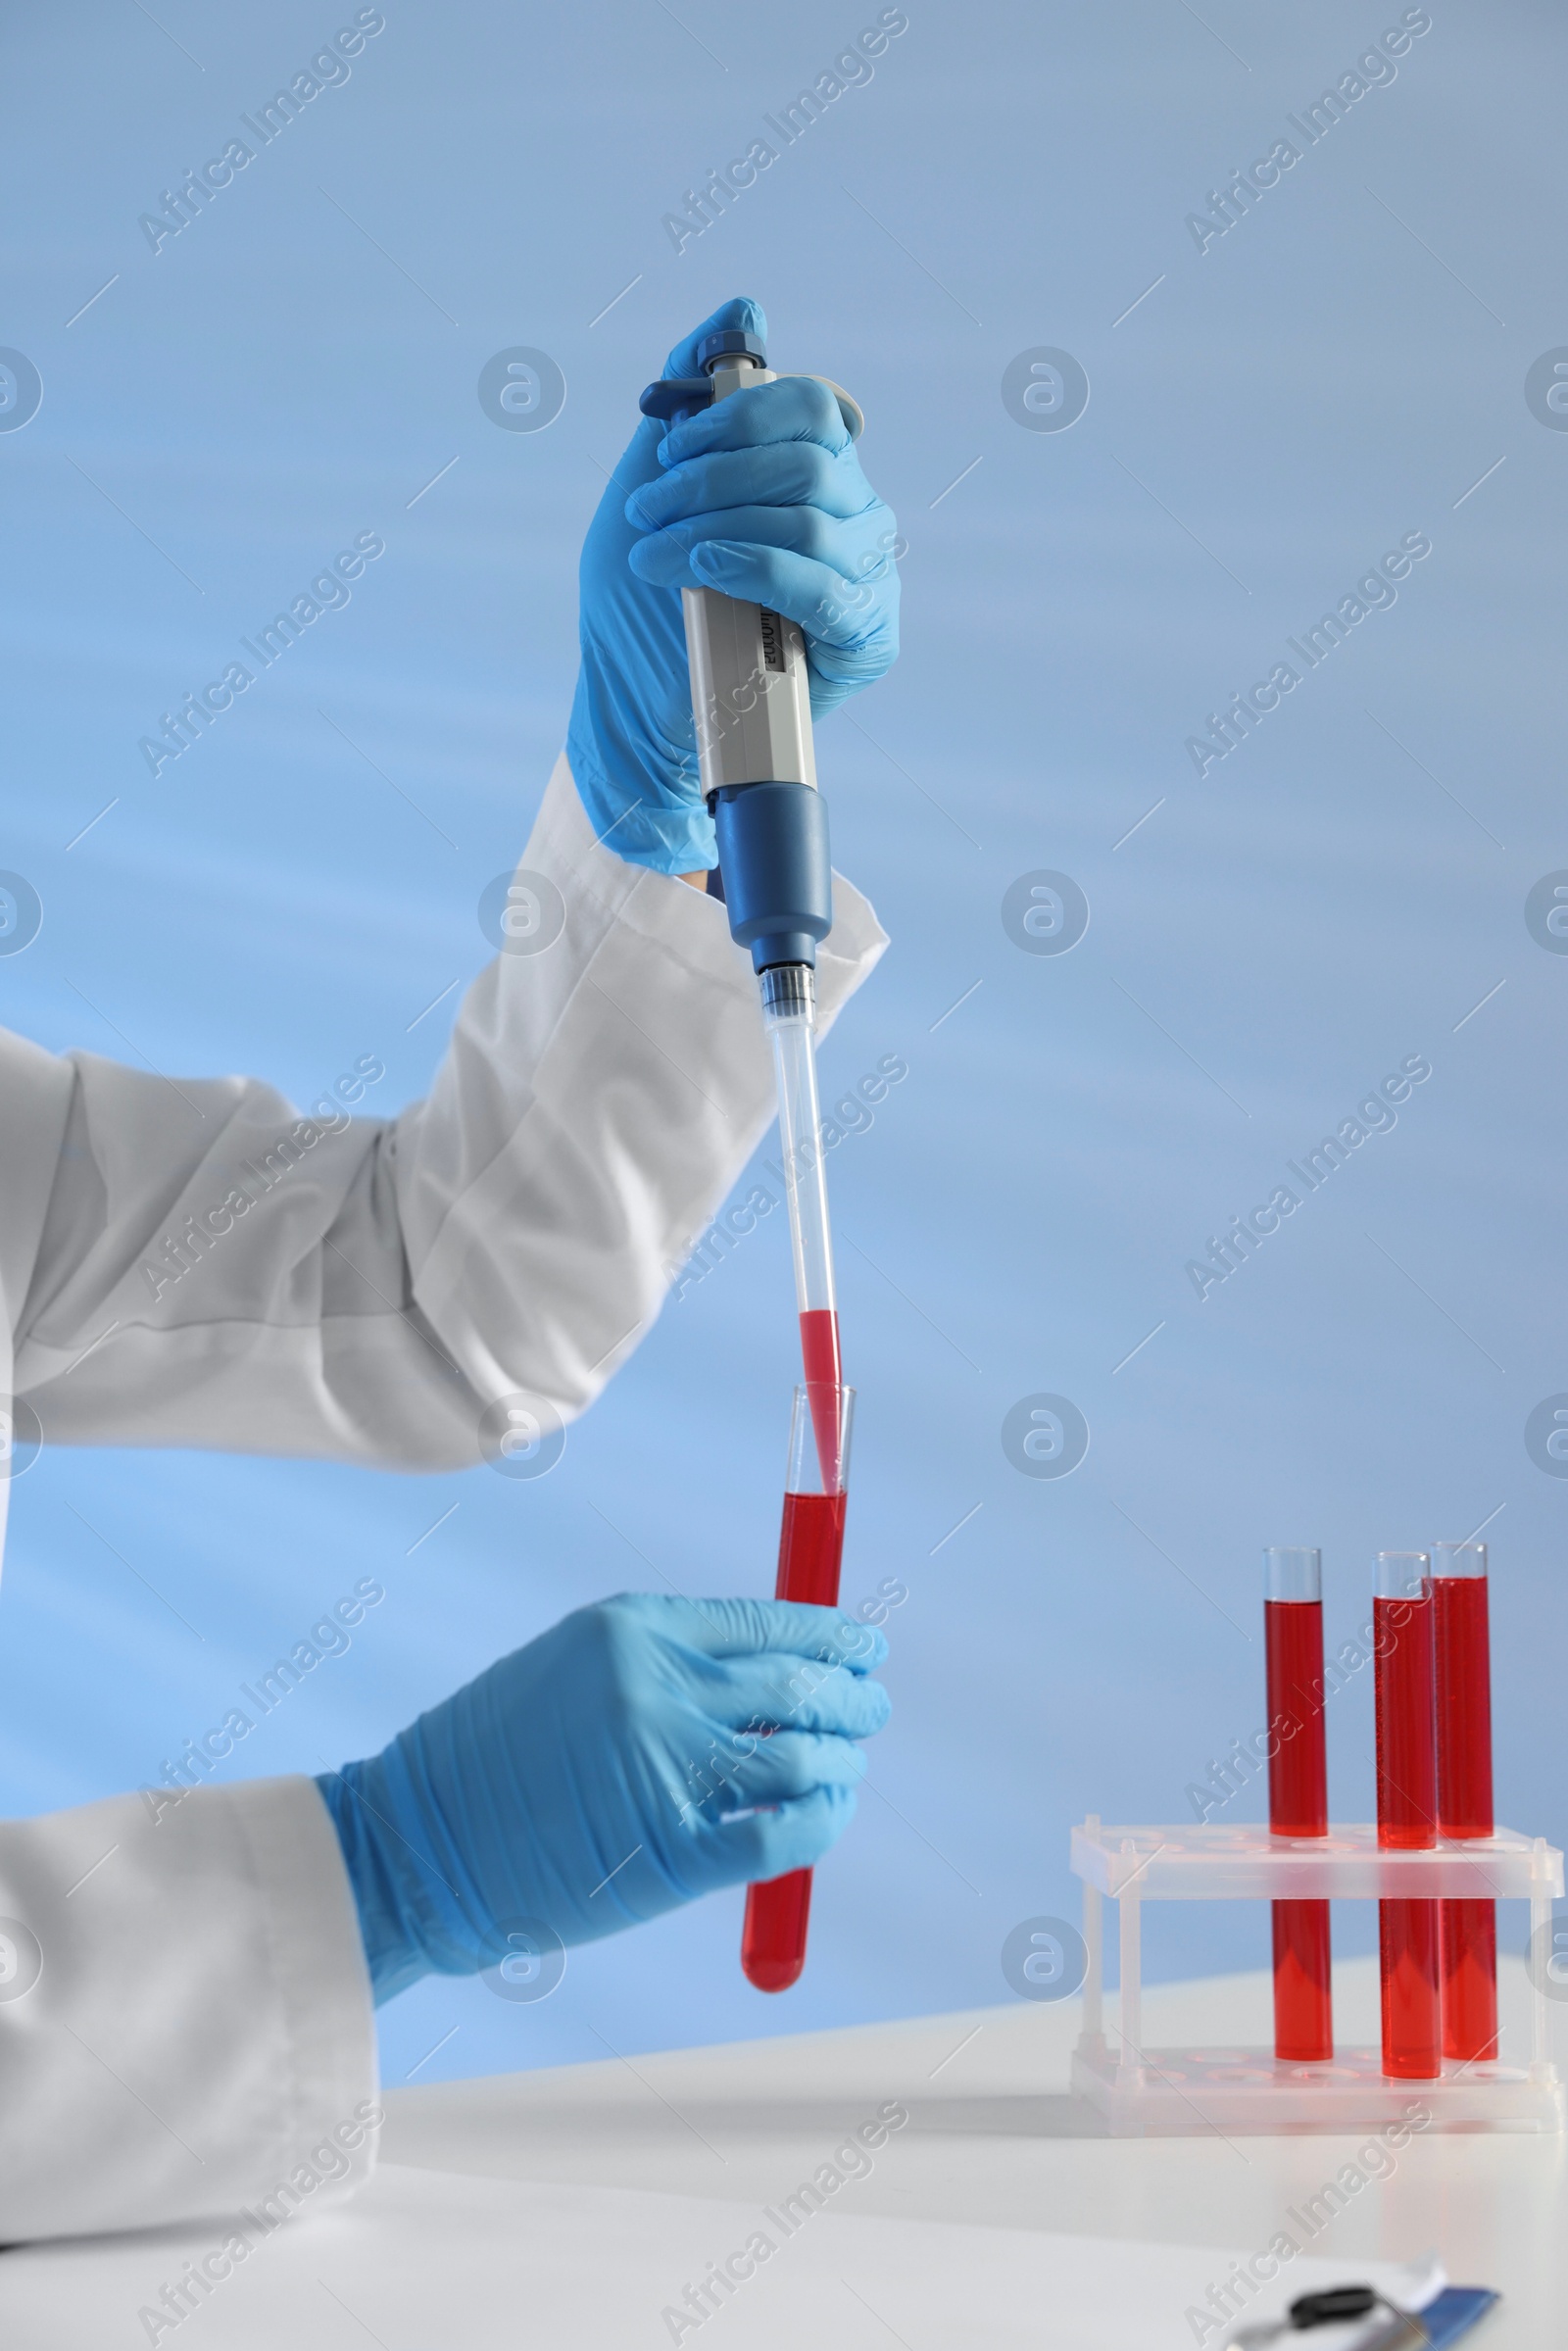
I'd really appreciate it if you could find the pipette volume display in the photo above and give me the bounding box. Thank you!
[741,1384,854,1993]
[1432,1541,1497,2064]
[1373,1553,1441,2080]
[1262,1547,1332,2063]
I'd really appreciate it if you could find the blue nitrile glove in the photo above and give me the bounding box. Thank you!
[566,295,900,875]
[315,1593,891,2003]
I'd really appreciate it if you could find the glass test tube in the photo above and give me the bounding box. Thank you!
[1373,1551,1441,2080]
[1263,1546,1333,2063]
[740,1384,855,1994]
[1432,1540,1497,2064]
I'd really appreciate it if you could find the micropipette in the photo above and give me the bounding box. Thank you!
[640,328,866,1988]
[1431,1539,1497,2064]
[640,327,863,1481]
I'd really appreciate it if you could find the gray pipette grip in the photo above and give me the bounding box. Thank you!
[680,357,815,799]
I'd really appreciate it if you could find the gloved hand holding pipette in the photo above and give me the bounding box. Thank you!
[568,296,900,875]
[316,1594,891,2001]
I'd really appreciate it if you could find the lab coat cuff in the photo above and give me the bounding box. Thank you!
[0,1774,377,2241]
[532,748,887,1032]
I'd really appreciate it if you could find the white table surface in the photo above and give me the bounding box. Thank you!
[381,1953,1566,2345]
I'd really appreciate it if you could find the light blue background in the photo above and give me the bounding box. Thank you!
[1,0,1563,2089]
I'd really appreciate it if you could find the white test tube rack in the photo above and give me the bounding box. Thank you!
[1069,1817,1565,2136]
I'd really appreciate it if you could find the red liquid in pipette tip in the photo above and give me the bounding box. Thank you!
[799,1308,843,1491]
[740,1461,849,1992]
[1435,1572,1498,2063]
[1374,1587,1442,2080]
[1264,1598,1332,2063]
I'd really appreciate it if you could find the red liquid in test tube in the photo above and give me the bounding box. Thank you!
[1432,1541,1497,2064]
[1373,1552,1441,2080]
[1263,1547,1332,2063]
[741,1383,853,1994]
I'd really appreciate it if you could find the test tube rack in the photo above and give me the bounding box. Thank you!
[1068,1817,1564,2136]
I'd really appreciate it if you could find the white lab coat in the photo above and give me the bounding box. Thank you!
[0,757,885,2242]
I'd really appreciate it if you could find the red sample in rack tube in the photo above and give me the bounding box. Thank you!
[1263,1547,1332,2064]
[741,1383,853,1995]
[1432,1541,1497,2064]
[1373,1552,1441,2081]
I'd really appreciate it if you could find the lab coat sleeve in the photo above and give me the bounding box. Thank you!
[8,755,888,1467]
[0,1776,378,2243]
